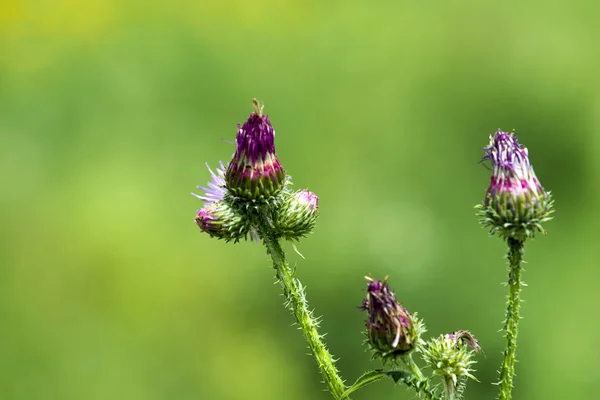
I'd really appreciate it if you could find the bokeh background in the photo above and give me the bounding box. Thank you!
[1,1,599,399]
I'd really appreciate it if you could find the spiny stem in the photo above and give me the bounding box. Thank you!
[497,237,525,400]
[259,222,348,399]
[443,376,456,400]
[403,353,425,381]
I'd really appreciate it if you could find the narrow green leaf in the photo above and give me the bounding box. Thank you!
[341,369,415,398]
[342,370,386,398]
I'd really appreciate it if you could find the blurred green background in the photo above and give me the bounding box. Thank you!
[1,1,599,399]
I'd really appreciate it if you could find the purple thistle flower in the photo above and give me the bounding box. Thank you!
[483,131,545,205]
[360,276,422,362]
[225,99,286,200]
[479,130,554,239]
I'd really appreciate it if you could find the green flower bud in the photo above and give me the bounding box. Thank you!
[274,189,319,240]
[421,331,480,386]
[195,200,251,242]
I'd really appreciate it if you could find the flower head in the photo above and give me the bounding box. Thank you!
[478,130,554,240]
[194,201,251,242]
[192,162,252,242]
[421,331,481,386]
[225,99,286,200]
[274,189,319,240]
[360,276,423,362]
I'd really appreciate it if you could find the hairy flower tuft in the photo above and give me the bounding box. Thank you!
[477,130,554,240]
[192,161,228,204]
[225,99,286,201]
[360,276,424,363]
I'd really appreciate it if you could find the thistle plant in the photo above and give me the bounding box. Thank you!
[193,99,347,398]
[192,102,552,400]
[476,130,554,400]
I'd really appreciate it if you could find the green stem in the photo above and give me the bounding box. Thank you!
[403,354,425,381]
[402,355,440,400]
[259,224,348,399]
[498,237,525,400]
[443,376,456,400]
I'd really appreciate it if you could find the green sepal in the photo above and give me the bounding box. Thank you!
[225,170,285,201]
[365,313,427,364]
[476,192,554,240]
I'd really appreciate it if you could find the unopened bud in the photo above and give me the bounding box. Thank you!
[195,201,250,242]
[275,189,319,240]
[421,331,480,385]
[360,276,424,363]
[225,99,286,200]
[477,130,554,240]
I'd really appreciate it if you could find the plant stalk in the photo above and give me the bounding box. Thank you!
[498,237,525,400]
[402,354,440,400]
[260,224,348,399]
[403,353,425,381]
[443,376,456,400]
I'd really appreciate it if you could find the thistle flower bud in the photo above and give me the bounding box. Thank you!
[421,331,480,385]
[194,201,250,242]
[225,99,286,201]
[477,130,554,240]
[274,189,319,240]
[360,276,424,363]
[192,162,252,242]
